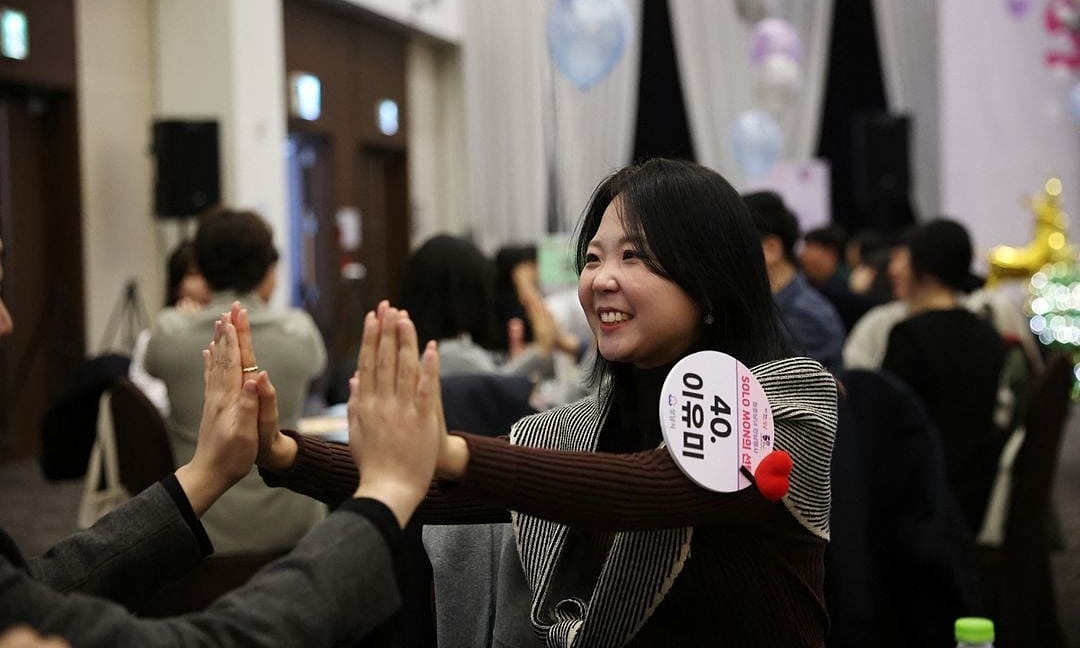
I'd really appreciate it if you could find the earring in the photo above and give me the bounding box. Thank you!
[704,313,715,325]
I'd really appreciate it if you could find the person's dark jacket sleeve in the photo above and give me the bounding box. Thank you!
[22,477,210,610]
[2,479,404,647]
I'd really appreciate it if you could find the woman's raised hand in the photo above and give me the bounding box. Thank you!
[227,302,296,471]
[175,311,260,516]
[349,305,442,527]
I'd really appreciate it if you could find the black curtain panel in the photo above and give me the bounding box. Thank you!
[816,0,890,234]
[633,0,696,163]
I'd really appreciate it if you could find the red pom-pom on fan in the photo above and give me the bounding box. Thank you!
[753,450,792,502]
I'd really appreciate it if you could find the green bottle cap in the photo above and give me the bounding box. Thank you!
[955,617,995,643]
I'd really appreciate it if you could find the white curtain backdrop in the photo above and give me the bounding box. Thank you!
[872,0,939,221]
[549,0,644,234]
[668,0,834,187]
[463,0,643,250]
[462,0,550,252]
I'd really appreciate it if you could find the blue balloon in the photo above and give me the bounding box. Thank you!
[547,0,633,91]
[729,110,783,180]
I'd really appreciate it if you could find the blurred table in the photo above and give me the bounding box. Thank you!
[298,403,348,444]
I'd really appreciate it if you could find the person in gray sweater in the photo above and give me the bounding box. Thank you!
[146,207,328,555]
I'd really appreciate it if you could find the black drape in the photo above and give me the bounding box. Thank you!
[815,0,891,234]
[632,0,695,163]
[631,0,907,238]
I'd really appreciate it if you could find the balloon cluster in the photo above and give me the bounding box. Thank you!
[750,18,803,114]
[730,12,803,181]
[547,0,634,92]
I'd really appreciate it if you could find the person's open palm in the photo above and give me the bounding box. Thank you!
[227,302,290,470]
[199,315,257,478]
[349,306,441,526]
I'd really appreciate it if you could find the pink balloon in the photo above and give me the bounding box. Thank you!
[750,18,802,65]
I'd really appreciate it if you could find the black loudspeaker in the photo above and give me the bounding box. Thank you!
[852,112,913,231]
[153,120,220,218]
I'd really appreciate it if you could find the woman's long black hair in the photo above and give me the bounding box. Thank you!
[574,158,791,398]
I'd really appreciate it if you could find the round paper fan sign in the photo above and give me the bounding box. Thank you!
[659,351,775,492]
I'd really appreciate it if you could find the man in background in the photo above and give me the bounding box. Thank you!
[745,191,845,372]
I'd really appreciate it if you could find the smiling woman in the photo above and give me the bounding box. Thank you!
[578,196,702,369]
[574,159,792,378]
[253,158,838,647]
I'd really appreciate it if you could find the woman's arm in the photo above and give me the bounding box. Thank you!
[258,431,356,506]
[259,430,768,532]
[258,431,509,524]
[443,433,771,531]
[261,299,773,532]
[254,301,778,532]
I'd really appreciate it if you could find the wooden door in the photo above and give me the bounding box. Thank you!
[355,145,409,309]
[283,0,410,404]
[0,90,85,461]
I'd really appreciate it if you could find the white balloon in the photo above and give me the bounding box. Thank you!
[757,53,802,114]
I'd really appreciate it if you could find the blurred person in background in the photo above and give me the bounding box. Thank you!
[146,207,327,560]
[129,240,212,417]
[880,218,1006,536]
[745,190,844,373]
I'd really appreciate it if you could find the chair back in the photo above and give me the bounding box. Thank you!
[996,352,1072,647]
[1006,353,1072,541]
[440,372,537,437]
[827,368,982,648]
[108,378,175,495]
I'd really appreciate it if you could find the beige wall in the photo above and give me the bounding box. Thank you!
[154,0,290,309]
[76,0,159,352]
[407,38,468,246]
